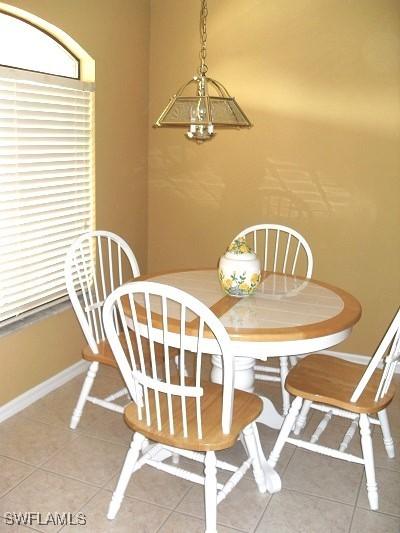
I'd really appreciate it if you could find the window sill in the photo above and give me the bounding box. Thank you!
[0,298,73,338]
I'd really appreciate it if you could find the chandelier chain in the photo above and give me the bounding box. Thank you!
[199,0,208,75]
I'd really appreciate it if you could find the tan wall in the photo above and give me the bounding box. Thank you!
[0,0,150,405]
[148,0,400,355]
[1,0,399,406]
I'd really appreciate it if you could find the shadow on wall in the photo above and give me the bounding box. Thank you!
[149,149,353,220]
[149,146,226,210]
[258,158,352,219]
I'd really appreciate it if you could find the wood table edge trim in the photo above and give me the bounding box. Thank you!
[126,269,361,343]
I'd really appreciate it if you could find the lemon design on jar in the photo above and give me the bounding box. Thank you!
[218,237,261,297]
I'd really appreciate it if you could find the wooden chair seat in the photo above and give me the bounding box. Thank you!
[124,382,263,452]
[82,331,177,371]
[286,354,396,414]
[270,309,400,512]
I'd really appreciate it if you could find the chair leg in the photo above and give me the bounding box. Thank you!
[172,453,180,464]
[289,356,298,367]
[175,355,188,377]
[377,409,395,458]
[359,414,378,511]
[204,451,217,533]
[70,361,99,429]
[268,396,302,468]
[293,399,313,435]
[107,432,145,519]
[242,423,267,493]
[279,357,290,415]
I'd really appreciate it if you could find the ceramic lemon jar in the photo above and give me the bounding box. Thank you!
[218,237,261,297]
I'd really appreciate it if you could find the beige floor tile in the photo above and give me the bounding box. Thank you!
[291,410,399,468]
[0,367,398,532]
[0,416,76,467]
[89,370,126,398]
[92,365,124,381]
[0,470,98,533]
[0,457,35,499]
[21,369,126,431]
[372,432,400,471]
[158,511,244,533]
[164,446,275,496]
[164,454,204,477]
[255,489,353,533]
[357,467,400,516]
[167,448,269,497]
[350,508,400,533]
[258,424,296,473]
[217,427,294,481]
[20,376,93,429]
[298,411,362,455]
[387,408,400,438]
[177,477,271,532]
[61,490,170,533]
[216,438,260,483]
[282,449,363,505]
[107,464,192,510]
[41,434,127,487]
[75,408,132,446]
[254,379,283,413]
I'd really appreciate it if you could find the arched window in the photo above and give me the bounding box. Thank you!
[0,9,94,326]
[0,11,79,78]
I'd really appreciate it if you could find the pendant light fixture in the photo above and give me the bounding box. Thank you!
[154,0,252,142]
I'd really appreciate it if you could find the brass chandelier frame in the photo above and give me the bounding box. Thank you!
[153,0,252,142]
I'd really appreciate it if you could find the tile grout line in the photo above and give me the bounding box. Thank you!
[249,436,299,530]
[347,464,364,533]
[160,508,248,533]
[0,466,41,508]
[276,485,357,509]
[116,490,188,514]
[154,508,176,533]
[251,491,275,533]
[36,465,112,491]
[56,485,104,533]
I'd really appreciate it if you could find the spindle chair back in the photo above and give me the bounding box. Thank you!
[103,281,273,532]
[65,230,140,429]
[351,309,400,404]
[234,223,313,278]
[104,281,234,439]
[269,308,400,511]
[233,223,314,415]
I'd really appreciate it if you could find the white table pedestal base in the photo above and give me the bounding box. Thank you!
[258,396,284,430]
[211,355,284,429]
[211,354,257,392]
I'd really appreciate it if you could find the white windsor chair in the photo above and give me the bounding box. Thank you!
[268,307,400,510]
[65,230,173,429]
[103,281,278,533]
[233,223,313,415]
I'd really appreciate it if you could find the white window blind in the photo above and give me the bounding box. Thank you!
[0,67,95,325]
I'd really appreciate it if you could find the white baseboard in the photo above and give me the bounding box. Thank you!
[0,360,89,423]
[316,349,400,373]
[317,349,370,365]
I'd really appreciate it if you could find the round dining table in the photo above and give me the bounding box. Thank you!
[140,268,362,429]
[130,268,361,493]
